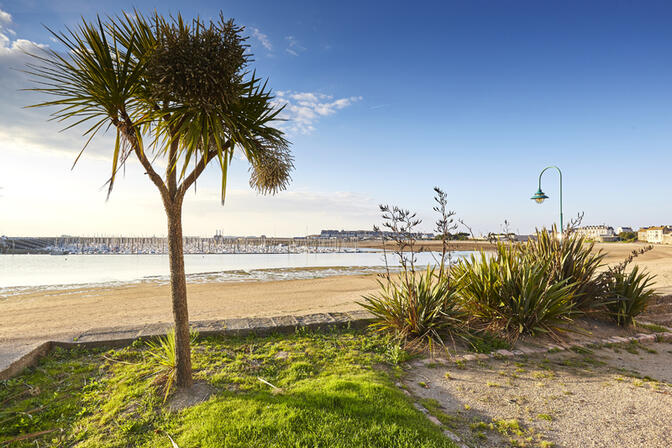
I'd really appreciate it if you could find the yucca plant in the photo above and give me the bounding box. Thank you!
[358,266,465,350]
[450,249,506,320]
[146,329,199,402]
[519,228,605,309]
[605,266,656,326]
[453,243,576,338]
[500,261,577,337]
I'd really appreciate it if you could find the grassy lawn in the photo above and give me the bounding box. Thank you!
[0,329,456,447]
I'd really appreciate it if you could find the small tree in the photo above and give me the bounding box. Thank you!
[26,12,293,388]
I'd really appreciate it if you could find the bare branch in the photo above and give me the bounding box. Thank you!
[177,148,223,199]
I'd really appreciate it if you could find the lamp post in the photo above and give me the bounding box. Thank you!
[531,166,563,233]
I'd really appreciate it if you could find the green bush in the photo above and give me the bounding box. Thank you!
[605,266,656,326]
[358,267,465,349]
[619,231,637,241]
[452,243,576,337]
[519,228,605,309]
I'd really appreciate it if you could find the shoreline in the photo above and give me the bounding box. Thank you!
[1,242,672,377]
[0,265,393,297]
[2,242,671,346]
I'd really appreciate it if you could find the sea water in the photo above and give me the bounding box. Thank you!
[0,251,471,294]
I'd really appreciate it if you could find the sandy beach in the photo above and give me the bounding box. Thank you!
[0,274,379,345]
[1,241,671,350]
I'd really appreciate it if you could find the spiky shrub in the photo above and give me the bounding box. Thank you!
[604,266,656,326]
[450,249,506,320]
[519,228,605,309]
[452,243,576,338]
[146,329,198,401]
[358,267,465,350]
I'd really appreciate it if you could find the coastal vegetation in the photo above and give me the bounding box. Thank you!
[0,329,455,448]
[359,189,467,349]
[26,12,292,389]
[361,188,658,348]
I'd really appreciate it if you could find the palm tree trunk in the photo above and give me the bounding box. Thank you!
[165,199,193,388]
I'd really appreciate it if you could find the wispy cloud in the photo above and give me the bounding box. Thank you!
[274,91,362,135]
[285,35,305,56]
[0,9,11,24]
[251,27,272,51]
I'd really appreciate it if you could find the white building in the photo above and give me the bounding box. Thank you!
[638,226,672,244]
[574,225,616,241]
[616,226,633,234]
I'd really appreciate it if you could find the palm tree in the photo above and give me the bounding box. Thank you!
[25,12,293,388]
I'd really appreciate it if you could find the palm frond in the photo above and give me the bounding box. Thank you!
[25,11,293,201]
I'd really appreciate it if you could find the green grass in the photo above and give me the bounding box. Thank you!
[636,321,668,333]
[467,330,511,354]
[0,329,457,448]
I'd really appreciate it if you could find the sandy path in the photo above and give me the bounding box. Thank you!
[405,341,672,448]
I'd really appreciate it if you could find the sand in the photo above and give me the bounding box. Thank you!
[1,241,671,352]
[0,274,379,345]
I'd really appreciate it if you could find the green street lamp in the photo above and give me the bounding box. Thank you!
[531,166,563,232]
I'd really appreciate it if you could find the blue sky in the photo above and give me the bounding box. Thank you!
[1,0,671,236]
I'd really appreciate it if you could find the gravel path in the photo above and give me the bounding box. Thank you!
[405,341,672,448]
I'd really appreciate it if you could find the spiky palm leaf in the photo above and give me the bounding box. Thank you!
[25,11,292,201]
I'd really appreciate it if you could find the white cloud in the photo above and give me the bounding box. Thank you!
[0,8,45,56]
[0,9,11,24]
[0,36,46,55]
[274,91,363,135]
[0,6,113,163]
[285,35,305,56]
[251,27,272,51]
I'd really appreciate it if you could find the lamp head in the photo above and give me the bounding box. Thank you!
[531,189,548,204]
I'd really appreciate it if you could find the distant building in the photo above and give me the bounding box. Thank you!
[318,229,434,240]
[616,227,633,234]
[575,225,617,242]
[638,226,672,244]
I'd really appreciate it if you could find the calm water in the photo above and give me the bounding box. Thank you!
[0,251,471,293]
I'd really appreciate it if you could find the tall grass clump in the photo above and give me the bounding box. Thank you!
[146,329,198,401]
[598,246,657,326]
[605,266,656,326]
[452,244,577,338]
[359,188,465,349]
[360,266,465,350]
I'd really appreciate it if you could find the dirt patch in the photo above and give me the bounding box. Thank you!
[167,381,214,412]
[641,294,672,327]
[404,341,672,448]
